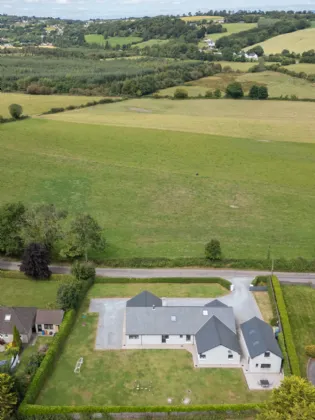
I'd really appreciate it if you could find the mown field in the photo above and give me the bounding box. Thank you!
[0,93,103,118]
[244,28,315,54]
[200,22,257,45]
[36,306,267,406]
[285,63,315,75]
[159,71,315,99]
[282,285,315,376]
[2,114,315,259]
[85,34,143,46]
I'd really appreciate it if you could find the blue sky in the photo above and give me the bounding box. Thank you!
[0,0,314,20]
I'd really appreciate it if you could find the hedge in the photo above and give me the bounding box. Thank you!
[19,403,263,415]
[277,332,291,376]
[271,275,301,376]
[252,275,269,286]
[95,276,231,290]
[20,310,76,407]
[41,98,120,115]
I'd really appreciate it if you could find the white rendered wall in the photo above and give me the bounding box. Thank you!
[198,345,240,365]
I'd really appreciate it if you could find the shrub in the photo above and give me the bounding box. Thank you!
[25,352,45,376]
[214,88,222,98]
[173,88,188,99]
[225,82,244,99]
[205,90,213,98]
[50,107,65,114]
[205,239,222,261]
[252,275,270,286]
[249,84,259,99]
[71,260,96,281]
[258,85,268,99]
[9,103,23,119]
[305,345,315,358]
[56,279,83,311]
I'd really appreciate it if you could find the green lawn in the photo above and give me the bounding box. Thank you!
[2,116,315,259]
[16,336,52,376]
[0,273,61,308]
[85,35,142,47]
[282,285,315,376]
[36,310,268,406]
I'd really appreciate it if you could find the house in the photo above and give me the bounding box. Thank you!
[35,309,64,336]
[125,292,241,366]
[244,52,259,61]
[204,38,216,49]
[0,307,36,344]
[240,317,283,373]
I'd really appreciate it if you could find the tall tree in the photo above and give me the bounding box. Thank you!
[20,204,67,252]
[0,373,18,420]
[0,202,25,256]
[205,239,222,260]
[61,213,104,261]
[12,326,22,351]
[257,376,315,419]
[20,243,51,280]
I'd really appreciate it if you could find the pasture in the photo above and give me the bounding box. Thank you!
[201,23,256,44]
[159,71,315,99]
[131,39,168,48]
[0,93,103,118]
[2,114,315,260]
[36,307,267,406]
[244,28,315,54]
[85,34,142,46]
[285,63,315,75]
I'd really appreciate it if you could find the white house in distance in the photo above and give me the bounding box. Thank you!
[240,317,283,373]
[124,291,241,367]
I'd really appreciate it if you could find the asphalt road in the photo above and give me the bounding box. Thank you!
[1,259,315,283]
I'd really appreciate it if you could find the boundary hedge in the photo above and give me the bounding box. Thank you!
[94,276,231,289]
[271,275,301,376]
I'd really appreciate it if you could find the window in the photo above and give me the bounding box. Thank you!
[199,354,206,359]
[202,310,208,316]
[228,354,233,359]
[180,335,183,338]
[261,364,271,368]
[186,335,191,341]
[129,335,139,339]
[171,316,176,322]
[264,351,270,358]
[44,324,53,329]
[4,314,11,321]
[256,364,259,367]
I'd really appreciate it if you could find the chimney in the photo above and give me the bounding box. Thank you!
[152,305,155,310]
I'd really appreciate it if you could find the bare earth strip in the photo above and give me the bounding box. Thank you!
[41,98,315,144]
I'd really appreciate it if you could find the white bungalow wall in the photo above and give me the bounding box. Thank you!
[198,345,240,366]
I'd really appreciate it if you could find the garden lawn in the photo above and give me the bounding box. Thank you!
[253,292,274,324]
[0,274,61,308]
[36,311,268,406]
[2,116,315,259]
[0,93,103,118]
[15,336,52,377]
[282,285,315,377]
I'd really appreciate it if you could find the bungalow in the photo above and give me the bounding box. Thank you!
[240,317,283,373]
[35,309,64,336]
[0,307,36,344]
[125,292,241,366]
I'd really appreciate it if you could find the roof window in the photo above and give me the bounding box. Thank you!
[202,310,208,316]
[171,315,176,322]
[4,314,11,321]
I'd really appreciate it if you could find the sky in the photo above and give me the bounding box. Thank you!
[0,0,314,20]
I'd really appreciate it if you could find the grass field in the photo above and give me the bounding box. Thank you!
[282,285,315,376]
[36,309,268,406]
[244,28,315,54]
[2,115,315,259]
[159,71,315,99]
[253,292,273,324]
[0,93,103,118]
[181,15,224,22]
[216,61,255,71]
[200,23,256,45]
[131,39,168,49]
[85,34,142,47]
[0,275,60,308]
[285,63,315,75]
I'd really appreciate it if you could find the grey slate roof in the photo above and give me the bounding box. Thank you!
[126,306,236,335]
[35,309,64,325]
[0,307,37,335]
[205,299,228,308]
[126,291,162,308]
[241,317,283,359]
[196,316,241,354]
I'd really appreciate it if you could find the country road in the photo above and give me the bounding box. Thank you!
[1,260,315,283]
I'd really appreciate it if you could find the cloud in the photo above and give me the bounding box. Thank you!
[55,0,69,3]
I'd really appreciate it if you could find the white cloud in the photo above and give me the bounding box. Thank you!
[56,0,69,4]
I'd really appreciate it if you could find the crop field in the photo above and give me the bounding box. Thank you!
[285,63,315,75]
[85,35,143,46]
[36,307,267,406]
[200,23,256,44]
[244,28,315,54]
[2,114,315,259]
[0,93,103,118]
[181,15,224,22]
[159,71,315,99]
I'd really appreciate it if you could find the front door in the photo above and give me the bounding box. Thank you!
[37,324,42,332]
[162,335,168,343]
[186,335,191,342]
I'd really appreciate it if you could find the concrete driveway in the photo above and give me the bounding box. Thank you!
[89,275,261,350]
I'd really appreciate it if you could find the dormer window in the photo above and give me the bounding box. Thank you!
[264,351,270,358]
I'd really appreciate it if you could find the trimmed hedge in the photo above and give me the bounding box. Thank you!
[20,310,76,407]
[277,332,291,376]
[19,403,263,415]
[41,98,119,115]
[252,275,269,286]
[271,275,301,376]
[95,276,231,290]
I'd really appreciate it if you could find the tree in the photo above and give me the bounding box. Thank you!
[8,104,23,119]
[225,82,244,99]
[205,90,213,98]
[214,88,222,98]
[71,260,96,281]
[247,45,264,56]
[0,373,18,420]
[61,213,104,261]
[12,326,22,352]
[56,279,83,311]
[258,85,269,99]
[205,239,222,260]
[249,84,259,99]
[20,243,51,280]
[20,204,67,252]
[0,202,25,256]
[257,376,315,419]
[173,88,188,99]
